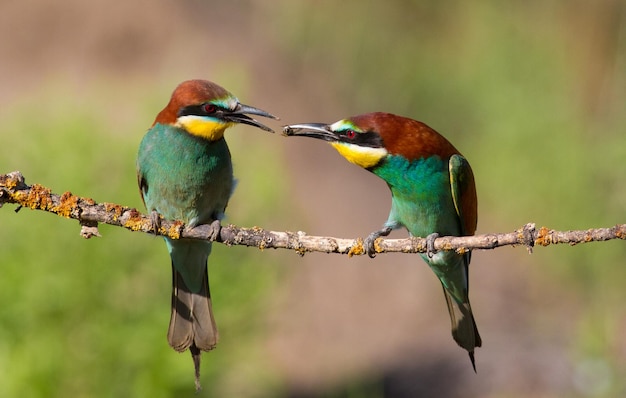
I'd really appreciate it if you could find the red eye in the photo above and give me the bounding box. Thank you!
[345,130,356,139]
[203,103,217,113]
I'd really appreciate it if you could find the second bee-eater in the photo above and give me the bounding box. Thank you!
[136,79,277,389]
[284,112,481,369]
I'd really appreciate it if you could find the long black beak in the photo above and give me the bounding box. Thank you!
[282,123,338,142]
[224,103,279,133]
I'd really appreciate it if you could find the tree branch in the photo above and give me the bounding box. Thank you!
[1,171,624,256]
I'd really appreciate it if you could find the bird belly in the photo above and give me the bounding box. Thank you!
[390,192,459,236]
[378,155,461,238]
[138,124,234,225]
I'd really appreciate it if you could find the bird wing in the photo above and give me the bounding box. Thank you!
[448,154,477,237]
[447,154,482,355]
[136,162,149,208]
[136,133,152,209]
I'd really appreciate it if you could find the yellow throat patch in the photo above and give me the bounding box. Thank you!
[330,142,387,169]
[176,115,233,141]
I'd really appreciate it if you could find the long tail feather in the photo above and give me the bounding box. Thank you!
[168,265,218,352]
[190,343,202,392]
[442,285,482,370]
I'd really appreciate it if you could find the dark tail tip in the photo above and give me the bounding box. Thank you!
[190,344,202,392]
[469,351,477,373]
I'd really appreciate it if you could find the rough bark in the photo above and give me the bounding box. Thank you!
[2,171,625,256]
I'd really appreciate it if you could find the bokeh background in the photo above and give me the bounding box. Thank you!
[1,1,625,397]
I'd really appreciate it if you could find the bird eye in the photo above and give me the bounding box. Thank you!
[203,103,217,114]
[345,130,356,139]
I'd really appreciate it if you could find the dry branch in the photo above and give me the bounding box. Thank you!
[1,171,624,256]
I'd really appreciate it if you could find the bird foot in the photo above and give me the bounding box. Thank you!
[150,210,161,235]
[187,219,222,242]
[364,226,393,258]
[425,232,439,258]
[206,219,222,242]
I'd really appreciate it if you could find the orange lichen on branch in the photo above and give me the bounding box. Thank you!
[104,202,124,221]
[163,220,184,239]
[535,226,553,246]
[403,237,424,253]
[24,184,53,211]
[123,208,147,232]
[516,229,526,242]
[348,238,365,257]
[439,240,454,252]
[2,172,626,255]
[56,191,79,218]
[2,173,22,190]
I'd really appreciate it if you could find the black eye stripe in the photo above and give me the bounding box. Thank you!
[338,130,383,148]
[178,104,224,117]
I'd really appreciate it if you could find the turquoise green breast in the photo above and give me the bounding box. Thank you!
[137,123,234,225]
[373,155,461,237]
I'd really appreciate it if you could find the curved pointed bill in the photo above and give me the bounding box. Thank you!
[282,123,338,142]
[223,103,278,133]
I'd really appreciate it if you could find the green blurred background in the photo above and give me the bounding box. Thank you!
[1,1,625,397]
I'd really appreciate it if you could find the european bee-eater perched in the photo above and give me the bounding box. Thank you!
[136,80,277,389]
[284,113,481,369]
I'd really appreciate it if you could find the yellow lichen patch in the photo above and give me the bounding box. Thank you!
[456,247,468,255]
[257,241,267,251]
[7,189,24,204]
[373,238,384,254]
[26,184,53,211]
[535,226,552,246]
[55,191,78,218]
[616,225,626,240]
[411,239,426,254]
[3,174,21,190]
[165,221,184,239]
[440,241,453,251]
[348,238,365,257]
[123,209,147,231]
[104,202,124,221]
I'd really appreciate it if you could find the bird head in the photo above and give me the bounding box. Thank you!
[154,80,278,140]
[283,112,459,169]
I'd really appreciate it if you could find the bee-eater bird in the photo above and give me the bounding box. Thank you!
[136,79,277,389]
[283,113,482,369]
